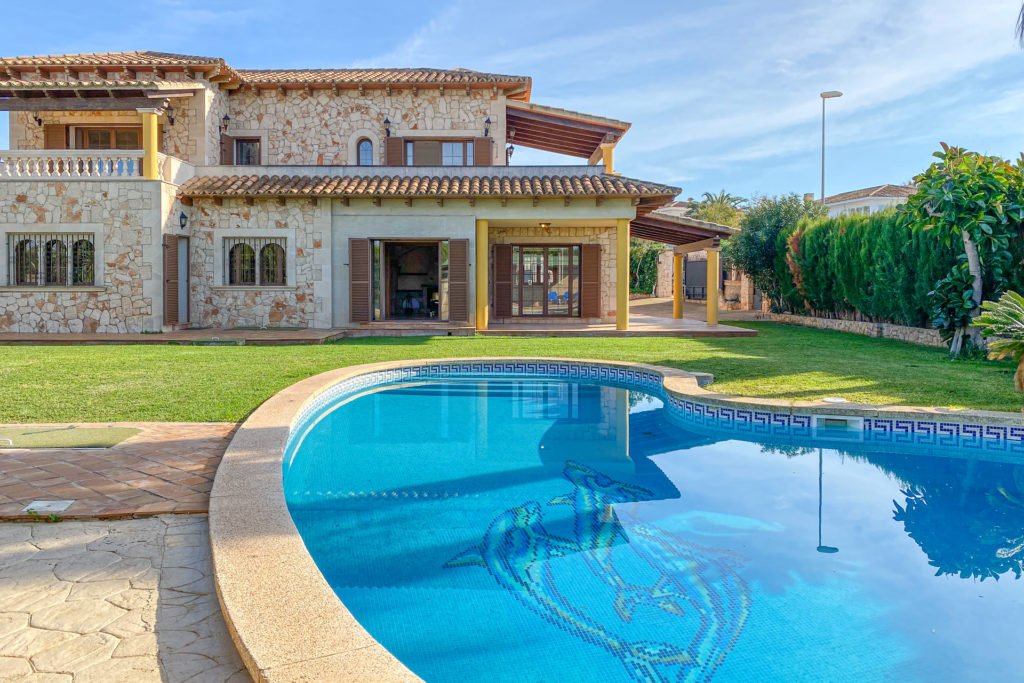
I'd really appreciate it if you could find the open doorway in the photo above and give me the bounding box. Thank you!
[371,240,449,321]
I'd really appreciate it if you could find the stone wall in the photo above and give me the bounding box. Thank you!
[188,197,328,328]
[488,225,618,321]
[0,180,160,332]
[769,313,945,347]
[225,88,504,165]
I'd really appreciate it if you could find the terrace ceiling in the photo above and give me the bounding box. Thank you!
[629,211,736,246]
[506,101,631,160]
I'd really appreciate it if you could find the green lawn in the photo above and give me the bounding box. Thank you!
[0,323,1018,423]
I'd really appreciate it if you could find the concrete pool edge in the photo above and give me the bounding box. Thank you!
[209,357,1023,683]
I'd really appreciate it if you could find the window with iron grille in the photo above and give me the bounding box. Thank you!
[224,237,287,286]
[8,233,96,286]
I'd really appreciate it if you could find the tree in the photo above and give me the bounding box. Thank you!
[973,291,1024,391]
[691,190,745,227]
[629,239,663,294]
[721,194,826,308]
[901,144,1024,357]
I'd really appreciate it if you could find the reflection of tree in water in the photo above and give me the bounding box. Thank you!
[867,453,1024,581]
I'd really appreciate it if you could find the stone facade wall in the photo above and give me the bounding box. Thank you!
[0,180,160,332]
[488,226,618,321]
[188,197,327,328]
[770,313,945,347]
[206,87,231,166]
[225,89,504,165]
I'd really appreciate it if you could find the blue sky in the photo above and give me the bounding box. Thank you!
[3,0,1022,200]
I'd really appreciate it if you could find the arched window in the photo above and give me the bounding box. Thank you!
[357,138,374,166]
[72,239,95,286]
[13,239,38,286]
[228,243,256,286]
[260,243,286,285]
[44,239,68,285]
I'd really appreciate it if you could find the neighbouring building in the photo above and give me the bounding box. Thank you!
[0,51,736,335]
[822,184,915,217]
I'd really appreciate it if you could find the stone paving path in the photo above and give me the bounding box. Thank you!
[0,424,233,519]
[0,515,250,682]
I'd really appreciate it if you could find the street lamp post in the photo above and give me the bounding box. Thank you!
[819,90,843,202]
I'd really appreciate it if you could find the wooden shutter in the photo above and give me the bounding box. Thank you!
[493,244,513,318]
[219,134,235,165]
[473,137,492,166]
[163,234,179,325]
[413,140,441,166]
[385,137,405,165]
[349,238,371,323]
[43,124,66,150]
[580,244,601,319]
[448,239,469,322]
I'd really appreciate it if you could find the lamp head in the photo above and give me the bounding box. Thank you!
[820,91,843,99]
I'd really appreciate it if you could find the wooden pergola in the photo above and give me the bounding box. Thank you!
[505,101,630,171]
[630,211,737,325]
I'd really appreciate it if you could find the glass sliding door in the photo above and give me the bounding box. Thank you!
[511,245,579,317]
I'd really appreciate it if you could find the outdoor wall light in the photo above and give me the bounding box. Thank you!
[506,144,515,163]
[539,222,552,229]
[32,113,43,127]
[179,211,188,230]
[166,104,175,127]
[383,117,391,137]
[221,114,231,132]
[483,116,491,137]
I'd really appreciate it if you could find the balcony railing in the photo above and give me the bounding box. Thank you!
[0,150,145,179]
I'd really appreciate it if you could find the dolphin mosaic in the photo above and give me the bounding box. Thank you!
[445,461,752,682]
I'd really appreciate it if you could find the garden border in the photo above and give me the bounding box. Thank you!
[209,357,1023,683]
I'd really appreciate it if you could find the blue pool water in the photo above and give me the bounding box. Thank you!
[284,375,1024,682]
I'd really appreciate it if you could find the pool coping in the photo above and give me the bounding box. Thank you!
[209,357,1024,683]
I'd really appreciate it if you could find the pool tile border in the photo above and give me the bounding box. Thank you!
[210,357,1024,683]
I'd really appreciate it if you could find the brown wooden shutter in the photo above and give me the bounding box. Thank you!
[385,137,405,165]
[163,234,179,325]
[219,134,234,164]
[413,140,441,166]
[473,137,492,166]
[349,238,371,323]
[448,239,469,322]
[493,244,513,318]
[43,124,67,150]
[580,244,601,319]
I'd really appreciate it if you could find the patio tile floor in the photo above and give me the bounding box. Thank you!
[0,423,233,520]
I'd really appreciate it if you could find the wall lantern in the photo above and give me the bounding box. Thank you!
[179,211,188,230]
[383,117,391,137]
[32,113,43,127]
[166,104,176,127]
[483,116,491,137]
[220,114,231,132]
[505,144,515,163]
[539,222,552,230]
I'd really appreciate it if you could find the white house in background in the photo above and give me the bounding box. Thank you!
[822,184,915,217]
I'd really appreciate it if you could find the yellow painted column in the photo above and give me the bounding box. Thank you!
[616,218,630,331]
[601,143,616,175]
[706,248,720,326]
[672,254,683,319]
[475,219,489,331]
[138,108,160,180]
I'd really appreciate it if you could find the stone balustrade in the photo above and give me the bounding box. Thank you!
[0,150,146,179]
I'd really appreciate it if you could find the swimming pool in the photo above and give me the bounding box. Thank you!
[282,365,1024,682]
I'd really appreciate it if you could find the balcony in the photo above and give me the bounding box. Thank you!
[0,150,145,179]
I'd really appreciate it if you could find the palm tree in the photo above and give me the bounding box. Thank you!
[699,190,745,209]
[973,291,1024,391]
[692,190,746,227]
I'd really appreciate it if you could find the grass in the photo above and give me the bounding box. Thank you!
[0,426,140,448]
[0,322,1018,423]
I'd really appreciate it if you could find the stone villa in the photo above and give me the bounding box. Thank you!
[0,51,729,334]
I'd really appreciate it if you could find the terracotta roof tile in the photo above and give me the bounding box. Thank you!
[823,184,916,205]
[236,67,529,87]
[0,51,226,67]
[179,173,680,202]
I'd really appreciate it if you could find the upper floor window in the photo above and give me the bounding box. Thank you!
[8,233,96,287]
[401,140,476,166]
[74,127,141,150]
[225,237,288,286]
[357,138,374,166]
[234,138,261,166]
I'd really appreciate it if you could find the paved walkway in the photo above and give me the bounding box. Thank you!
[0,515,249,682]
[0,424,233,520]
